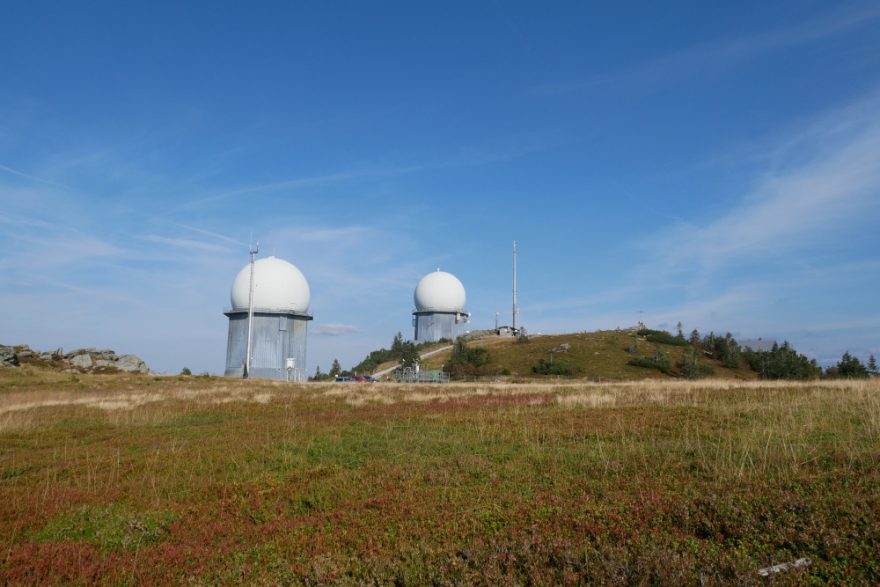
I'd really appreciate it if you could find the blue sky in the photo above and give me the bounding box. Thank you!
[1,1,879,374]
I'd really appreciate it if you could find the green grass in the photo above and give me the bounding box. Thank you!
[421,330,754,380]
[0,370,877,584]
[37,504,175,551]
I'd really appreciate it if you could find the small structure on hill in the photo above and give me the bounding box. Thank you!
[740,338,777,352]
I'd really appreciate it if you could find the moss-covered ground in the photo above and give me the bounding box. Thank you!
[1,368,877,584]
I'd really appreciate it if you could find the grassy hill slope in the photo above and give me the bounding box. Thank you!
[418,329,758,380]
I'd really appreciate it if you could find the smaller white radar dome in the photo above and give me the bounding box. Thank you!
[414,270,466,312]
[230,256,311,313]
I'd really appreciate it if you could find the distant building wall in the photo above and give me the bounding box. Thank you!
[225,311,311,381]
[413,311,468,342]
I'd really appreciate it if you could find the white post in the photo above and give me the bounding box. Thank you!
[244,244,258,378]
[512,240,518,333]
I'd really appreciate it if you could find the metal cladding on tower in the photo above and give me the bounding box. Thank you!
[223,256,312,381]
[412,270,470,342]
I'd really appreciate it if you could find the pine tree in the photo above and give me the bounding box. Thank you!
[868,354,878,375]
[329,359,342,377]
[391,332,404,354]
[399,342,419,369]
[689,329,701,347]
[835,352,869,379]
[676,322,684,339]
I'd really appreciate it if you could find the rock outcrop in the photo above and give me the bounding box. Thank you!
[116,355,149,374]
[0,345,19,368]
[0,344,149,374]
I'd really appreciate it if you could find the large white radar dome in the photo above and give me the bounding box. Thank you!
[414,270,466,312]
[230,256,311,313]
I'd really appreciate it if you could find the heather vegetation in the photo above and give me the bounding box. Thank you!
[0,369,878,584]
[412,327,869,383]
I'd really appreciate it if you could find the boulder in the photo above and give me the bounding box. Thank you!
[94,359,117,369]
[39,348,64,362]
[65,348,95,359]
[92,349,118,361]
[69,354,93,369]
[0,345,19,367]
[116,355,149,374]
[16,345,34,360]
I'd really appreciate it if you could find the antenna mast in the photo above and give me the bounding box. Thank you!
[512,240,517,332]
[244,242,259,378]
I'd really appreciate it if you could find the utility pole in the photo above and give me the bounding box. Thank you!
[512,240,518,333]
[244,243,258,378]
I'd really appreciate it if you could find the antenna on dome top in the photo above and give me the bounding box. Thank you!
[243,242,259,379]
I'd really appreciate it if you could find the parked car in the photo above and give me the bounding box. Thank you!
[334,376,354,382]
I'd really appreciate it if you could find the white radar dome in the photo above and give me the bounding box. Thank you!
[230,256,311,313]
[414,270,466,312]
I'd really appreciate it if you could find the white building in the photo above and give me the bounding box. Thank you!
[412,270,470,342]
[223,256,312,381]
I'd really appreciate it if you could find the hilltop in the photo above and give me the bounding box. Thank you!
[376,329,759,381]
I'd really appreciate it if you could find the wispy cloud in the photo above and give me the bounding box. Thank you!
[535,4,880,95]
[313,323,360,336]
[0,163,69,189]
[138,235,232,253]
[177,133,557,211]
[170,222,248,247]
[641,91,880,274]
[178,165,425,210]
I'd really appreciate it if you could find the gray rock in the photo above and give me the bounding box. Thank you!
[39,348,64,361]
[0,345,19,367]
[94,359,117,369]
[116,355,149,374]
[93,349,118,361]
[64,348,95,359]
[69,354,93,369]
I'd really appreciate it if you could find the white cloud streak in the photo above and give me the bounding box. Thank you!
[313,323,360,336]
[642,92,880,274]
[535,4,880,95]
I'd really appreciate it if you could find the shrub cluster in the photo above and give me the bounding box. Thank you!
[627,346,671,374]
[444,339,496,379]
[741,341,821,380]
[531,358,583,376]
[824,351,870,379]
[677,348,714,379]
[698,332,740,369]
[637,328,688,347]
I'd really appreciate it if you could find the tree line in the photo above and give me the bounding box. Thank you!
[310,332,441,381]
[675,327,875,380]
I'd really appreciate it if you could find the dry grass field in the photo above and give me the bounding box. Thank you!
[1,367,878,584]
